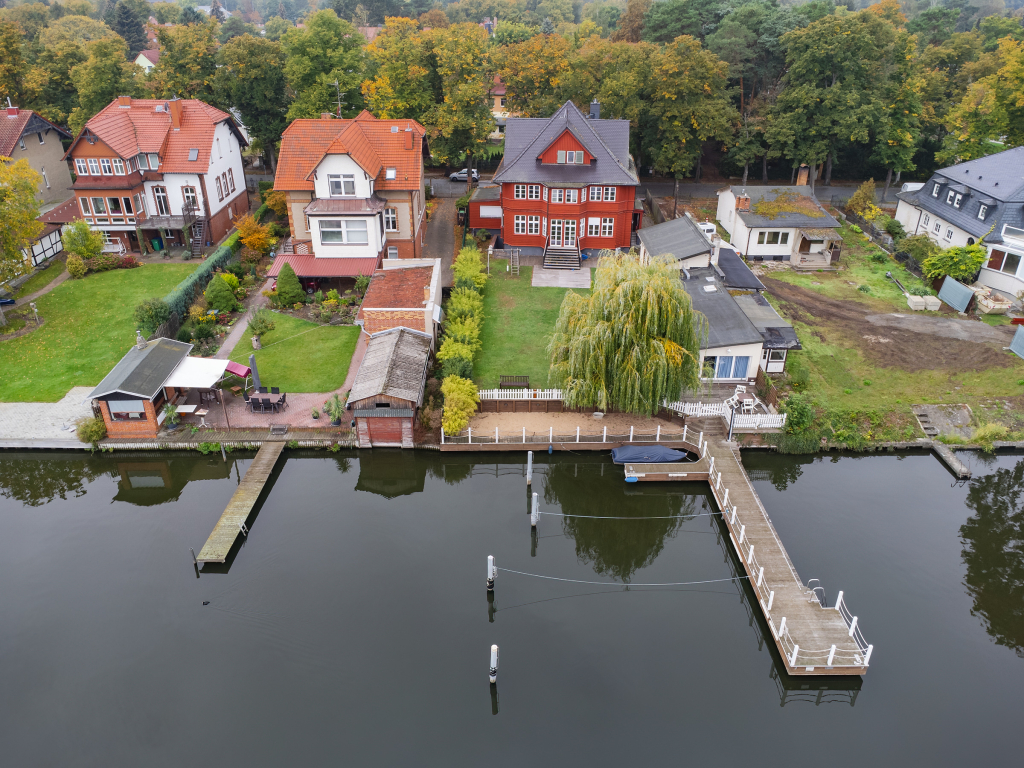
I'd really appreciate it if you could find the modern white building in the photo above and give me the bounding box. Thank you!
[895,147,1024,297]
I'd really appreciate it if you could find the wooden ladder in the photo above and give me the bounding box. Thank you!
[510,248,520,276]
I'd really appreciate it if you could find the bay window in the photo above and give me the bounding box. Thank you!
[528,215,540,234]
[319,218,369,244]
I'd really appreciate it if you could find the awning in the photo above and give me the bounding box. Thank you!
[163,357,230,389]
[267,254,379,278]
[225,361,250,379]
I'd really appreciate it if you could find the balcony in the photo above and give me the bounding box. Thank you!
[144,202,199,232]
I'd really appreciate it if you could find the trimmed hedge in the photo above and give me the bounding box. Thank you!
[162,204,268,318]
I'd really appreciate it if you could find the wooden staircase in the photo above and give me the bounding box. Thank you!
[543,245,581,270]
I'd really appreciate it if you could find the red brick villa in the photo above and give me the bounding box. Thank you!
[469,100,642,268]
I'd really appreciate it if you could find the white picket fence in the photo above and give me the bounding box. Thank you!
[478,388,564,400]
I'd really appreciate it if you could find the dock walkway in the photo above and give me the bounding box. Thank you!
[196,441,285,564]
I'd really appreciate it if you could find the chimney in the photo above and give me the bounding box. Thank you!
[589,100,601,120]
[168,98,181,130]
[404,125,413,150]
[117,95,131,108]
[735,193,750,212]
[320,112,333,120]
[795,164,809,186]
[135,329,147,350]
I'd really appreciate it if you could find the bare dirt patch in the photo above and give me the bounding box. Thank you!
[763,277,1015,373]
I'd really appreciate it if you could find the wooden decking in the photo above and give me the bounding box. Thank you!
[196,441,285,564]
[623,456,709,482]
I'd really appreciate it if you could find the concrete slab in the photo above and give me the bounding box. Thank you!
[0,387,94,441]
[531,266,592,288]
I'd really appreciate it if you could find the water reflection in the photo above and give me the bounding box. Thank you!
[0,453,111,507]
[114,456,234,506]
[355,449,427,498]
[961,461,1024,657]
[543,461,697,581]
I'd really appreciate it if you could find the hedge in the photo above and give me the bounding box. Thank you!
[163,203,268,318]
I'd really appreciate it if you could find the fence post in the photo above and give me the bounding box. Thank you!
[656,425,661,442]
[827,645,836,666]
[835,590,844,611]
[767,591,774,611]
[746,544,754,564]
[709,456,715,475]
[730,507,737,524]
[630,426,634,442]
[576,426,580,443]
[738,525,745,544]
[757,566,764,587]
[778,616,786,637]
[682,424,688,443]
[848,616,858,638]
[789,644,799,667]
[723,488,729,508]
[864,645,874,665]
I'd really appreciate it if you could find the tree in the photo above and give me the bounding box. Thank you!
[873,30,923,202]
[540,16,555,34]
[233,211,276,252]
[208,0,226,22]
[641,0,727,44]
[151,2,181,24]
[111,1,149,56]
[609,0,650,42]
[362,16,440,120]
[275,262,305,305]
[419,7,449,28]
[0,20,26,108]
[496,32,571,116]
[216,35,289,172]
[69,36,137,134]
[133,298,171,334]
[493,20,535,45]
[280,9,366,120]
[61,219,103,260]
[263,15,292,40]
[205,273,241,312]
[548,254,707,415]
[0,158,43,285]
[179,6,206,25]
[907,6,960,47]
[536,0,573,25]
[149,20,219,102]
[218,15,257,43]
[921,244,987,281]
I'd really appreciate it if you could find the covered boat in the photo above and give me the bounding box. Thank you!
[611,446,694,464]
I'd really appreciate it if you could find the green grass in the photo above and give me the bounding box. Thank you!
[980,313,1012,326]
[230,312,359,393]
[473,261,589,389]
[0,264,195,402]
[14,258,65,299]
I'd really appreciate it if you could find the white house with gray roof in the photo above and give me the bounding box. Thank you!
[895,147,1024,297]
[716,185,842,268]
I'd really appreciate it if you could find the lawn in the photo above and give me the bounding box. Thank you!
[473,261,590,389]
[230,312,360,393]
[14,257,65,299]
[0,264,195,402]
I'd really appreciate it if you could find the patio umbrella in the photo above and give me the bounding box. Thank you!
[249,354,261,390]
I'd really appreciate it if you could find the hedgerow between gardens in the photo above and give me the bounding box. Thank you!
[438,246,486,432]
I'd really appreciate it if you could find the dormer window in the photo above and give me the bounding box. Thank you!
[978,204,988,220]
[946,190,955,205]
[328,174,356,196]
[148,153,159,168]
[953,193,963,208]
[557,150,583,164]
[385,168,396,180]
[932,183,941,197]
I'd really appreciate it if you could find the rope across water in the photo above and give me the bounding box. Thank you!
[496,567,749,588]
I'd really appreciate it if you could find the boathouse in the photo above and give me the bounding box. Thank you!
[349,327,432,448]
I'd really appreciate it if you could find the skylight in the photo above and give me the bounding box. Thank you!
[188,148,198,161]
[385,168,396,180]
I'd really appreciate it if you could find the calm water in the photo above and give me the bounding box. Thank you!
[0,448,1021,765]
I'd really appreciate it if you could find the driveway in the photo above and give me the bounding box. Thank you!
[424,198,457,286]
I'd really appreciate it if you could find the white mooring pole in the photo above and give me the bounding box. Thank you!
[827,645,836,666]
[848,615,858,638]
[790,644,799,667]
[496,427,499,444]
[487,555,496,591]
[531,492,539,528]
[549,426,553,444]
[602,425,607,443]
[778,616,786,637]
[835,590,844,611]
[656,425,661,442]
[468,427,472,444]
[526,450,533,485]
[522,427,526,443]
[767,591,774,611]
[441,427,445,444]
[576,426,580,443]
[489,644,499,684]
[757,566,764,587]
[683,424,688,443]
[629,426,634,442]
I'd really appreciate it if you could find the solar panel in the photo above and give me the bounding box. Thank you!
[1010,326,1024,361]
[937,275,974,313]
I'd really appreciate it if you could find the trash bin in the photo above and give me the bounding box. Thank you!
[151,237,163,252]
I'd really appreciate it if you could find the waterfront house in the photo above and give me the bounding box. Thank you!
[715,185,841,267]
[63,96,249,256]
[1,105,73,206]
[482,100,643,267]
[894,147,1024,298]
[355,258,443,343]
[270,111,428,286]
[348,327,432,448]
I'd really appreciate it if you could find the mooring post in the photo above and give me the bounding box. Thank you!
[835,590,844,611]
[522,427,526,443]
[602,425,607,443]
[531,492,539,528]
[827,645,836,666]
[683,424,688,443]
[496,427,499,444]
[489,644,499,684]
[699,431,703,451]
[789,644,799,666]
[656,425,661,442]
[549,427,553,444]
[630,426,634,442]
[526,450,533,485]
[190,548,197,565]
[220,443,226,462]
[468,427,472,444]
[441,427,445,445]
[487,555,495,591]
[848,615,858,638]
[767,591,774,611]
[864,645,874,665]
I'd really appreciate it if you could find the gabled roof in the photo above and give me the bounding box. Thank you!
[493,101,637,187]
[349,327,432,406]
[88,338,193,401]
[725,186,840,230]
[136,48,160,65]
[64,98,244,173]
[637,216,711,263]
[38,197,83,225]
[734,292,801,350]
[276,112,425,192]
[0,109,71,157]
[897,147,1024,244]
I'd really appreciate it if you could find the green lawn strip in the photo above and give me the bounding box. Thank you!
[473,260,589,389]
[230,312,359,393]
[0,264,195,402]
[14,258,65,299]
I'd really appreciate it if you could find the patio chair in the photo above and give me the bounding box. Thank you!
[271,387,280,395]
[243,391,253,411]
[741,397,756,414]
[259,386,268,394]
[277,393,287,410]
[262,398,278,414]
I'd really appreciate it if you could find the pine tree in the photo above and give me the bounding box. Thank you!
[205,274,241,312]
[209,0,226,22]
[540,17,555,34]
[112,2,150,57]
[275,263,306,306]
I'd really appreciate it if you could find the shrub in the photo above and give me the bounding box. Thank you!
[85,253,121,272]
[869,251,887,264]
[62,220,103,261]
[312,289,323,304]
[440,356,473,379]
[66,253,86,279]
[446,287,484,321]
[133,298,170,335]
[323,298,339,311]
[441,375,479,435]
[258,180,274,201]
[921,244,988,281]
[452,245,488,289]
[781,393,815,434]
[884,218,906,240]
[248,308,276,337]
[972,422,1008,451]
[177,326,193,343]
[326,289,340,303]
[118,255,141,269]
[858,284,871,293]
[75,416,107,447]
[193,322,215,341]
[455,192,471,210]
[849,225,863,234]
[276,262,306,305]
[438,338,476,368]
[269,221,290,239]
[786,355,810,388]
[205,274,240,312]
[220,272,241,291]
[899,233,941,265]
[355,274,371,294]
[265,189,289,217]
[234,213,275,254]
[224,261,246,279]
[444,315,482,353]
[847,179,876,216]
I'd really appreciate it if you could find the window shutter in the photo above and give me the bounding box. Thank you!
[557,150,566,163]
[575,152,583,164]
[543,187,548,201]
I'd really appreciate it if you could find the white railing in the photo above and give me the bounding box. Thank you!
[729,411,787,429]
[705,453,872,671]
[478,388,564,400]
[664,400,725,417]
[441,424,705,452]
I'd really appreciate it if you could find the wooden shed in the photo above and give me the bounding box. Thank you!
[348,327,432,448]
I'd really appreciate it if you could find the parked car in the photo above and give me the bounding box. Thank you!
[450,169,480,183]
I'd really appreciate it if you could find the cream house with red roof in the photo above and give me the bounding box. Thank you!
[1,104,73,206]
[64,96,248,256]
[271,111,427,285]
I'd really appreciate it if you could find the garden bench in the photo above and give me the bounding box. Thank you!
[499,376,530,389]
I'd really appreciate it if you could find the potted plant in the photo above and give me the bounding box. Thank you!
[163,403,180,431]
[324,393,344,427]
[312,407,320,421]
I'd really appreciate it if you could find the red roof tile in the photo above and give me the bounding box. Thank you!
[138,48,160,64]
[267,255,379,278]
[0,109,68,157]
[276,113,425,193]
[361,266,434,310]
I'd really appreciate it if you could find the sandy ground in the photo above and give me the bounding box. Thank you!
[469,409,678,436]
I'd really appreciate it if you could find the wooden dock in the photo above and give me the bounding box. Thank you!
[628,436,872,676]
[196,441,285,564]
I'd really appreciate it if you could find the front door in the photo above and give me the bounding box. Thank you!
[564,219,576,248]
[550,219,563,247]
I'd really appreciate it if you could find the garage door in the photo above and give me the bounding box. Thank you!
[368,417,404,445]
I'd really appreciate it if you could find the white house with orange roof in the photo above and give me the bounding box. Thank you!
[271,110,427,287]
[63,96,248,256]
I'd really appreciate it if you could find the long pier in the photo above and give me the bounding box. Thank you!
[626,435,872,676]
[196,441,285,564]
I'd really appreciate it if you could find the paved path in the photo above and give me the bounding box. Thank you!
[14,270,70,307]
[531,266,592,288]
[423,198,456,287]
[339,331,368,394]
[0,387,93,441]
[214,280,271,360]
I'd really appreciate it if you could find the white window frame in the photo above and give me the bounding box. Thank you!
[978,205,988,220]
[136,154,148,170]
[566,189,578,204]
[228,169,235,193]
[79,197,91,216]
[384,208,398,231]
[385,167,396,180]
[953,193,963,208]
[154,187,169,216]
[922,214,930,228]
[603,187,616,202]
[216,177,224,201]
[88,159,100,175]
[183,186,198,209]
[551,189,564,204]
[944,228,954,241]
[528,185,541,200]
[387,245,399,258]
[589,186,602,201]
[601,217,614,237]
[528,215,540,235]
[100,159,113,175]
[112,158,125,175]
[216,138,222,157]
[946,190,956,205]
[75,159,88,175]
[933,220,941,234]
[587,217,600,236]
[18,138,26,151]
[319,218,369,245]
[514,214,527,235]
[148,153,159,168]
[932,183,940,197]
[514,184,527,199]
[780,232,790,245]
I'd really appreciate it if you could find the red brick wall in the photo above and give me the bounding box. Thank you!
[208,187,250,243]
[99,400,160,439]
[499,183,636,249]
[362,309,427,335]
[386,238,421,259]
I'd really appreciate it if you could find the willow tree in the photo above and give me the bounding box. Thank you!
[548,254,707,416]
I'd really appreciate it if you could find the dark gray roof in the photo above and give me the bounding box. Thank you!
[682,269,764,350]
[733,293,801,350]
[470,185,501,201]
[717,248,764,291]
[88,338,193,400]
[493,101,638,187]
[896,147,1024,245]
[728,186,840,229]
[349,327,431,406]
[637,216,711,262]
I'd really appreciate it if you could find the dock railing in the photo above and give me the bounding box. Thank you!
[441,425,708,457]
[704,453,872,671]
